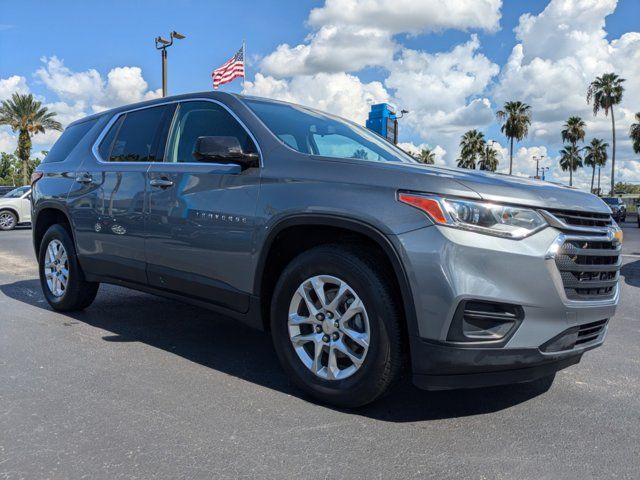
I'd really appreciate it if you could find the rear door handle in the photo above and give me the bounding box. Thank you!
[75,173,93,184]
[149,178,174,188]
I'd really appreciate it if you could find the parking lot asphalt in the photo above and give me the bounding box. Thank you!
[1,221,639,479]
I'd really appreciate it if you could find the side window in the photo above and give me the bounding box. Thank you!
[99,106,168,162]
[43,118,97,163]
[165,101,256,163]
[312,133,382,161]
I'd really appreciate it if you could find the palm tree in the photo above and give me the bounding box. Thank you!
[417,148,436,165]
[559,145,583,187]
[587,73,625,195]
[496,101,531,175]
[561,116,586,150]
[630,112,640,155]
[478,143,499,171]
[457,129,485,169]
[0,93,62,185]
[583,138,608,193]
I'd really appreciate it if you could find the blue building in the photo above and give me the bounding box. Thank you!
[366,103,398,144]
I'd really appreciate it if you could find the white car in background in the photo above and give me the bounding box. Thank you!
[0,186,32,231]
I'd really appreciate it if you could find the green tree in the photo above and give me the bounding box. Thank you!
[587,73,625,195]
[583,138,608,193]
[457,129,485,169]
[0,152,17,186]
[0,93,62,185]
[613,182,640,195]
[496,101,531,175]
[417,147,436,165]
[559,145,583,187]
[561,116,586,149]
[630,112,640,155]
[351,148,368,160]
[478,144,499,172]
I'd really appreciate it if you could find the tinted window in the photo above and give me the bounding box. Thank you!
[244,99,416,164]
[101,106,168,162]
[43,118,98,163]
[3,186,30,198]
[602,197,621,205]
[165,101,256,163]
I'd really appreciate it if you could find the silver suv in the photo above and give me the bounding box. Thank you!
[31,93,621,406]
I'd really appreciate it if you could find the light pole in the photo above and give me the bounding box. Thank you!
[155,30,186,97]
[533,155,545,178]
[540,166,550,181]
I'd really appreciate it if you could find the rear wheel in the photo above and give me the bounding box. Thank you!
[38,224,99,311]
[0,210,17,231]
[270,245,403,407]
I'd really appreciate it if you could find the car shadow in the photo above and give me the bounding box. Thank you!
[620,259,640,288]
[1,278,553,422]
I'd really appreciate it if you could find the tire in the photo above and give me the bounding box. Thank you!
[270,244,404,408]
[0,210,17,231]
[38,224,99,311]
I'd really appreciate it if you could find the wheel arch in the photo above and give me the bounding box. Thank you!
[32,205,74,258]
[0,207,20,223]
[255,214,419,340]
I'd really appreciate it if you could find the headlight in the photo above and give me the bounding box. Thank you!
[398,193,548,239]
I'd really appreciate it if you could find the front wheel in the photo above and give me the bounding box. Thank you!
[0,210,17,231]
[270,245,404,407]
[38,224,99,311]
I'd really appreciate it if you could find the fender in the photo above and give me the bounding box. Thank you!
[254,213,419,338]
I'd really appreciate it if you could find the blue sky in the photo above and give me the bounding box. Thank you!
[1,0,639,188]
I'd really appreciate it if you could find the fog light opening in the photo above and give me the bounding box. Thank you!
[447,300,524,345]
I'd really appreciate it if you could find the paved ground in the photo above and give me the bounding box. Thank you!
[1,221,639,479]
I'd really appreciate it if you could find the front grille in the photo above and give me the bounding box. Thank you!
[575,319,608,346]
[554,237,621,300]
[545,209,613,228]
[543,208,621,301]
[541,319,608,352]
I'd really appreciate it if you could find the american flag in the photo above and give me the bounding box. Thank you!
[212,46,245,89]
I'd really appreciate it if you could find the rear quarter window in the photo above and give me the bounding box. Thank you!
[42,118,98,163]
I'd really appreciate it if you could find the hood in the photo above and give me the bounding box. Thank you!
[411,165,611,214]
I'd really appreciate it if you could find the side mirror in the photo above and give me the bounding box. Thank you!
[193,136,258,168]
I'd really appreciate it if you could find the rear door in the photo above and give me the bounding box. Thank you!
[145,100,261,312]
[69,104,174,284]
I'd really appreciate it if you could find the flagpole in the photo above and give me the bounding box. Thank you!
[242,39,246,92]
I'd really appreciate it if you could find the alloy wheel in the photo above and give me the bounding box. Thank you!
[0,212,16,229]
[44,239,69,297]
[288,275,370,380]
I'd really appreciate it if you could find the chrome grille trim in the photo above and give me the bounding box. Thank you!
[539,209,613,235]
[547,230,621,302]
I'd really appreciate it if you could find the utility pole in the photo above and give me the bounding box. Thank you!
[155,30,186,97]
[533,155,545,179]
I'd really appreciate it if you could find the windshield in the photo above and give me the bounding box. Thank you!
[244,98,417,164]
[602,197,620,205]
[3,186,30,198]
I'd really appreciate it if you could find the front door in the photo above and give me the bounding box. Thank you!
[69,104,174,284]
[145,100,261,312]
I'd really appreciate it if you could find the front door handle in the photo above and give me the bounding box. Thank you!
[75,173,93,184]
[149,178,174,188]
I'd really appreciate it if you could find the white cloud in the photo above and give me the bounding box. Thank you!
[0,75,29,101]
[0,128,17,153]
[493,0,640,187]
[309,0,502,34]
[243,72,389,123]
[397,142,447,165]
[35,56,161,114]
[261,0,502,78]
[261,26,397,77]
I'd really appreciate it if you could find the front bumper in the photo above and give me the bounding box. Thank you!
[395,224,619,390]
